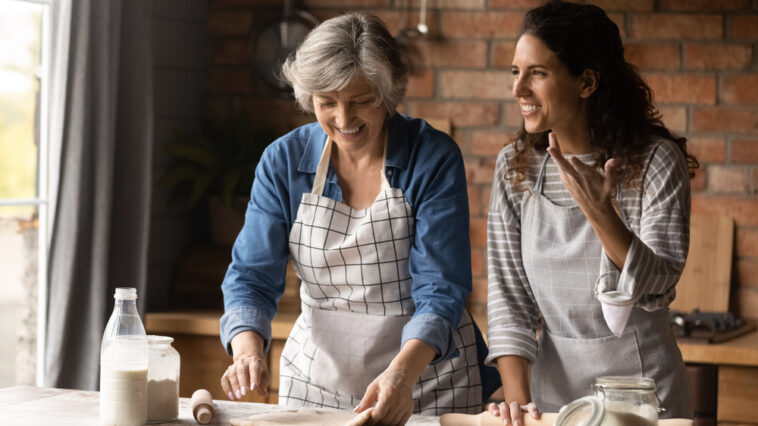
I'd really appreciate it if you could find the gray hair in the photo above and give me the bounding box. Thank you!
[281,12,409,115]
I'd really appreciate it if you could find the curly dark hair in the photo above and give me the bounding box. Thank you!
[507,0,698,191]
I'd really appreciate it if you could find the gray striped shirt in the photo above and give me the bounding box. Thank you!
[485,138,691,365]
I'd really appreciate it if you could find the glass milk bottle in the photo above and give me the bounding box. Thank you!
[147,335,180,423]
[99,288,148,426]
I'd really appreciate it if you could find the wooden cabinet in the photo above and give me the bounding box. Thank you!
[145,309,298,404]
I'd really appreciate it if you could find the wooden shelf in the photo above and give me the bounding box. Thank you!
[677,323,758,367]
[145,308,299,340]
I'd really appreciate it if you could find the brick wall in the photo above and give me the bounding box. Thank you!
[207,0,758,319]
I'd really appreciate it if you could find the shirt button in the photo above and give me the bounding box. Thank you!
[387,169,393,176]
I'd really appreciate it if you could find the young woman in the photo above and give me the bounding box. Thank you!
[486,1,698,424]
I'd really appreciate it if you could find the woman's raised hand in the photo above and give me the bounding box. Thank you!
[221,331,270,400]
[546,132,622,219]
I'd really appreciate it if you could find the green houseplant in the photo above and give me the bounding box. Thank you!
[159,116,275,245]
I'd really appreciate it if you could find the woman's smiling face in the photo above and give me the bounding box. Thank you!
[511,34,589,136]
[313,77,386,151]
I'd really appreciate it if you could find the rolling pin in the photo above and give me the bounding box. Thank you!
[191,389,214,424]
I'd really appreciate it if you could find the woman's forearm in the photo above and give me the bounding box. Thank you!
[496,355,531,404]
[230,330,266,360]
[388,338,437,384]
[585,201,633,271]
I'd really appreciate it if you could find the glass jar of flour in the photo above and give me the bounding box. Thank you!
[100,288,148,426]
[147,335,180,423]
[555,376,659,426]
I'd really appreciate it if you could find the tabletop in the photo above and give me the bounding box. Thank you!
[0,385,439,425]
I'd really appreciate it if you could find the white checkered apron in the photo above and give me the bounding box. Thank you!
[278,136,482,415]
[522,154,691,417]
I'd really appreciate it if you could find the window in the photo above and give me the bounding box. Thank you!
[0,0,53,387]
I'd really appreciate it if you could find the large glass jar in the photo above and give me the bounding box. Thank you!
[594,376,659,426]
[555,376,659,426]
[146,335,180,423]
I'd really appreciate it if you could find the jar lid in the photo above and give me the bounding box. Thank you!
[147,335,174,345]
[595,375,655,390]
[554,396,605,426]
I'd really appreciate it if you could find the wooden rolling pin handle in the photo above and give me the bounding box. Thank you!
[191,389,214,424]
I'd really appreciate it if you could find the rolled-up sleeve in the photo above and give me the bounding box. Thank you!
[220,145,291,355]
[404,140,472,364]
[595,140,691,334]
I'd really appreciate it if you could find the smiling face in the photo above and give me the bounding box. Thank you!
[313,77,387,152]
[511,34,592,138]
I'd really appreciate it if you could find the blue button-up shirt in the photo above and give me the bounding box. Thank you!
[220,113,472,363]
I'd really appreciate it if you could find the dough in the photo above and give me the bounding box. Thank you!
[231,407,374,426]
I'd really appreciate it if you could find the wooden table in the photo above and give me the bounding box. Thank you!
[0,386,439,425]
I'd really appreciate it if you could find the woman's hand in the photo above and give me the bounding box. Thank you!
[546,132,621,219]
[220,331,269,400]
[354,338,435,425]
[487,401,540,426]
[355,366,416,425]
[546,132,631,269]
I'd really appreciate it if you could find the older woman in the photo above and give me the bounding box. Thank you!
[486,0,698,424]
[219,12,498,424]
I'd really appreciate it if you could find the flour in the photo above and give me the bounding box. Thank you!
[147,378,178,422]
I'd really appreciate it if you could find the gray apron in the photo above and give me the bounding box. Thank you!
[522,153,692,418]
[278,135,482,415]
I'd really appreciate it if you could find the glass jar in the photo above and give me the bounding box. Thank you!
[555,376,659,426]
[100,288,148,426]
[146,335,180,423]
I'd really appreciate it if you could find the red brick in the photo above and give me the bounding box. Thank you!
[731,16,758,39]
[629,14,723,40]
[406,69,434,98]
[658,106,687,134]
[468,184,481,216]
[625,43,680,70]
[471,247,485,279]
[471,130,510,156]
[412,102,501,127]
[212,0,279,6]
[208,9,253,35]
[690,168,706,192]
[644,74,716,104]
[708,165,749,193]
[731,139,758,163]
[211,39,249,65]
[687,137,726,163]
[754,169,758,195]
[465,158,497,185]
[736,228,758,258]
[505,102,523,128]
[410,40,488,68]
[607,13,626,37]
[722,75,758,106]
[660,0,751,11]
[685,44,752,70]
[406,0,484,8]
[588,0,654,12]
[736,260,758,289]
[440,71,512,100]
[470,217,488,248]
[440,11,522,38]
[692,107,758,133]
[691,196,758,226]
[469,277,489,307]
[208,68,251,94]
[489,0,545,9]
[736,287,758,320]
[302,0,389,6]
[493,41,516,69]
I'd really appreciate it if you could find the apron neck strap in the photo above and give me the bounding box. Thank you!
[311,134,391,196]
[534,151,628,224]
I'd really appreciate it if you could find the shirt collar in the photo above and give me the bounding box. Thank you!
[297,113,410,174]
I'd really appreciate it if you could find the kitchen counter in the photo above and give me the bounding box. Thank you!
[0,385,439,425]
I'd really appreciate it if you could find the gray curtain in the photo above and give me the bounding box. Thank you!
[45,0,153,390]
